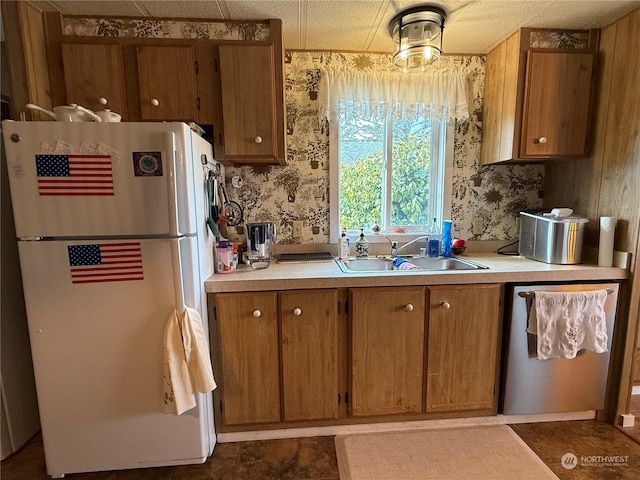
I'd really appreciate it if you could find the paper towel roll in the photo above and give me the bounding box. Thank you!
[598,216,617,267]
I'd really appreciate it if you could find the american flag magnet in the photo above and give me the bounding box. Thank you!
[35,154,114,196]
[67,242,144,284]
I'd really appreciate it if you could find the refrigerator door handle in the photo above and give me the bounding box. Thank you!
[170,238,186,314]
[165,132,179,236]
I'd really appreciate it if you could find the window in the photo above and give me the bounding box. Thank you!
[329,112,452,239]
[319,67,468,242]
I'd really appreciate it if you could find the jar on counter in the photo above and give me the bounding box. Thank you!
[215,240,233,273]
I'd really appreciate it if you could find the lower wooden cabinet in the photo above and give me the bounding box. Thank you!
[211,283,502,429]
[349,287,426,416]
[280,289,339,421]
[426,284,502,412]
[213,291,280,425]
[349,284,501,417]
[211,289,338,427]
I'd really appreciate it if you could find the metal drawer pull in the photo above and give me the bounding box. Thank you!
[293,307,302,316]
[441,301,451,310]
[252,309,262,318]
[99,97,108,105]
[404,304,414,312]
[537,136,547,144]
[151,98,160,107]
[254,136,263,144]
[518,288,613,299]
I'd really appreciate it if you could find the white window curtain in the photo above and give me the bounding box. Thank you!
[318,68,470,124]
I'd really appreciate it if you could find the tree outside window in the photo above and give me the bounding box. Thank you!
[338,113,433,232]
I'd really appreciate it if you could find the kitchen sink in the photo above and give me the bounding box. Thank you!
[336,256,488,273]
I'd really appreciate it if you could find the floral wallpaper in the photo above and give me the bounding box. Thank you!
[224,52,544,244]
[63,17,269,41]
[529,31,590,49]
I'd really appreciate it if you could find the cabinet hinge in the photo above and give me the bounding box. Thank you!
[344,392,349,404]
[213,306,217,321]
[197,97,201,111]
[338,393,341,405]
[214,58,218,72]
[194,60,199,74]
[219,399,223,413]
[345,300,349,315]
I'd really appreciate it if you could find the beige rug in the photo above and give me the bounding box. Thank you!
[334,425,559,480]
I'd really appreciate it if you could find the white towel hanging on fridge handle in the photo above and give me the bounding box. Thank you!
[163,306,216,415]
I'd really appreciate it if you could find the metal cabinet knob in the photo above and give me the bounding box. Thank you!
[404,303,414,312]
[441,301,451,310]
[151,98,160,107]
[537,136,547,144]
[99,97,108,105]
[252,309,262,318]
[293,307,302,316]
[254,136,263,144]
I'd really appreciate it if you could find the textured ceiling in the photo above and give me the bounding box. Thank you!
[30,0,640,54]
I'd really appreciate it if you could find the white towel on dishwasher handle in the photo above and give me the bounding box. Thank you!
[163,306,217,415]
[527,290,609,360]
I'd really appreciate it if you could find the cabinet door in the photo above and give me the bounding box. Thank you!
[195,45,216,125]
[61,43,127,117]
[214,292,280,425]
[217,44,280,161]
[426,284,501,412]
[521,51,594,158]
[350,287,425,416]
[136,46,197,121]
[280,289,339,421]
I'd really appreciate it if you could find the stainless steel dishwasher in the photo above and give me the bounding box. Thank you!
[502,283,619,415]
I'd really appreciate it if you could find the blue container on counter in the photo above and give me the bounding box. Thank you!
[441,220,453,258]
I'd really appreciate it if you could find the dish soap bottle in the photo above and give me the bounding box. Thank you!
[355,229,369,258]
[428,218,441,258]
[441,220,453,258]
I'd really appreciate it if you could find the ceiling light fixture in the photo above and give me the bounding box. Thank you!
[388,5,447,72]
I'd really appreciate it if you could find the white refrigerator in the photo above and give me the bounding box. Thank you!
[2,121,218,478]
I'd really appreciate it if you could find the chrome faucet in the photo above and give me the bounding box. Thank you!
[383,236,399,256]
[384,235,429,257]
[395,235,429,256]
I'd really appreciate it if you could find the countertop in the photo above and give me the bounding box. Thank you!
[204,253,628,293]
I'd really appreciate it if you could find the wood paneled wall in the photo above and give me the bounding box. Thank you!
[1,2,52,120]
[544,8,640,422]
[544,10,639,252]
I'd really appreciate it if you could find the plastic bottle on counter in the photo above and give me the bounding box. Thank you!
[441,220,453,258]
[355,229,369,258]
[428,218,441,258]
[339,229,351,259]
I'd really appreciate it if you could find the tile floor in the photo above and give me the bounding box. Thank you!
[623,394,640,445]
[2,421,639,479]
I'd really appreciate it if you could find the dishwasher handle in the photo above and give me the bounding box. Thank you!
[517,288,614,299]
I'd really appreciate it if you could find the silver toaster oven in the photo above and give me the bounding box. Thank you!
[518,211,588,264]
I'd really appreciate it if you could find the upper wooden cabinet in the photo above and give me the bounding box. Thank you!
[520,51,594,158]
[46,15,284,153]
[213,40,286,165]
[136,45,198,121]
[481,29,599,164]
[61,43,127,118]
